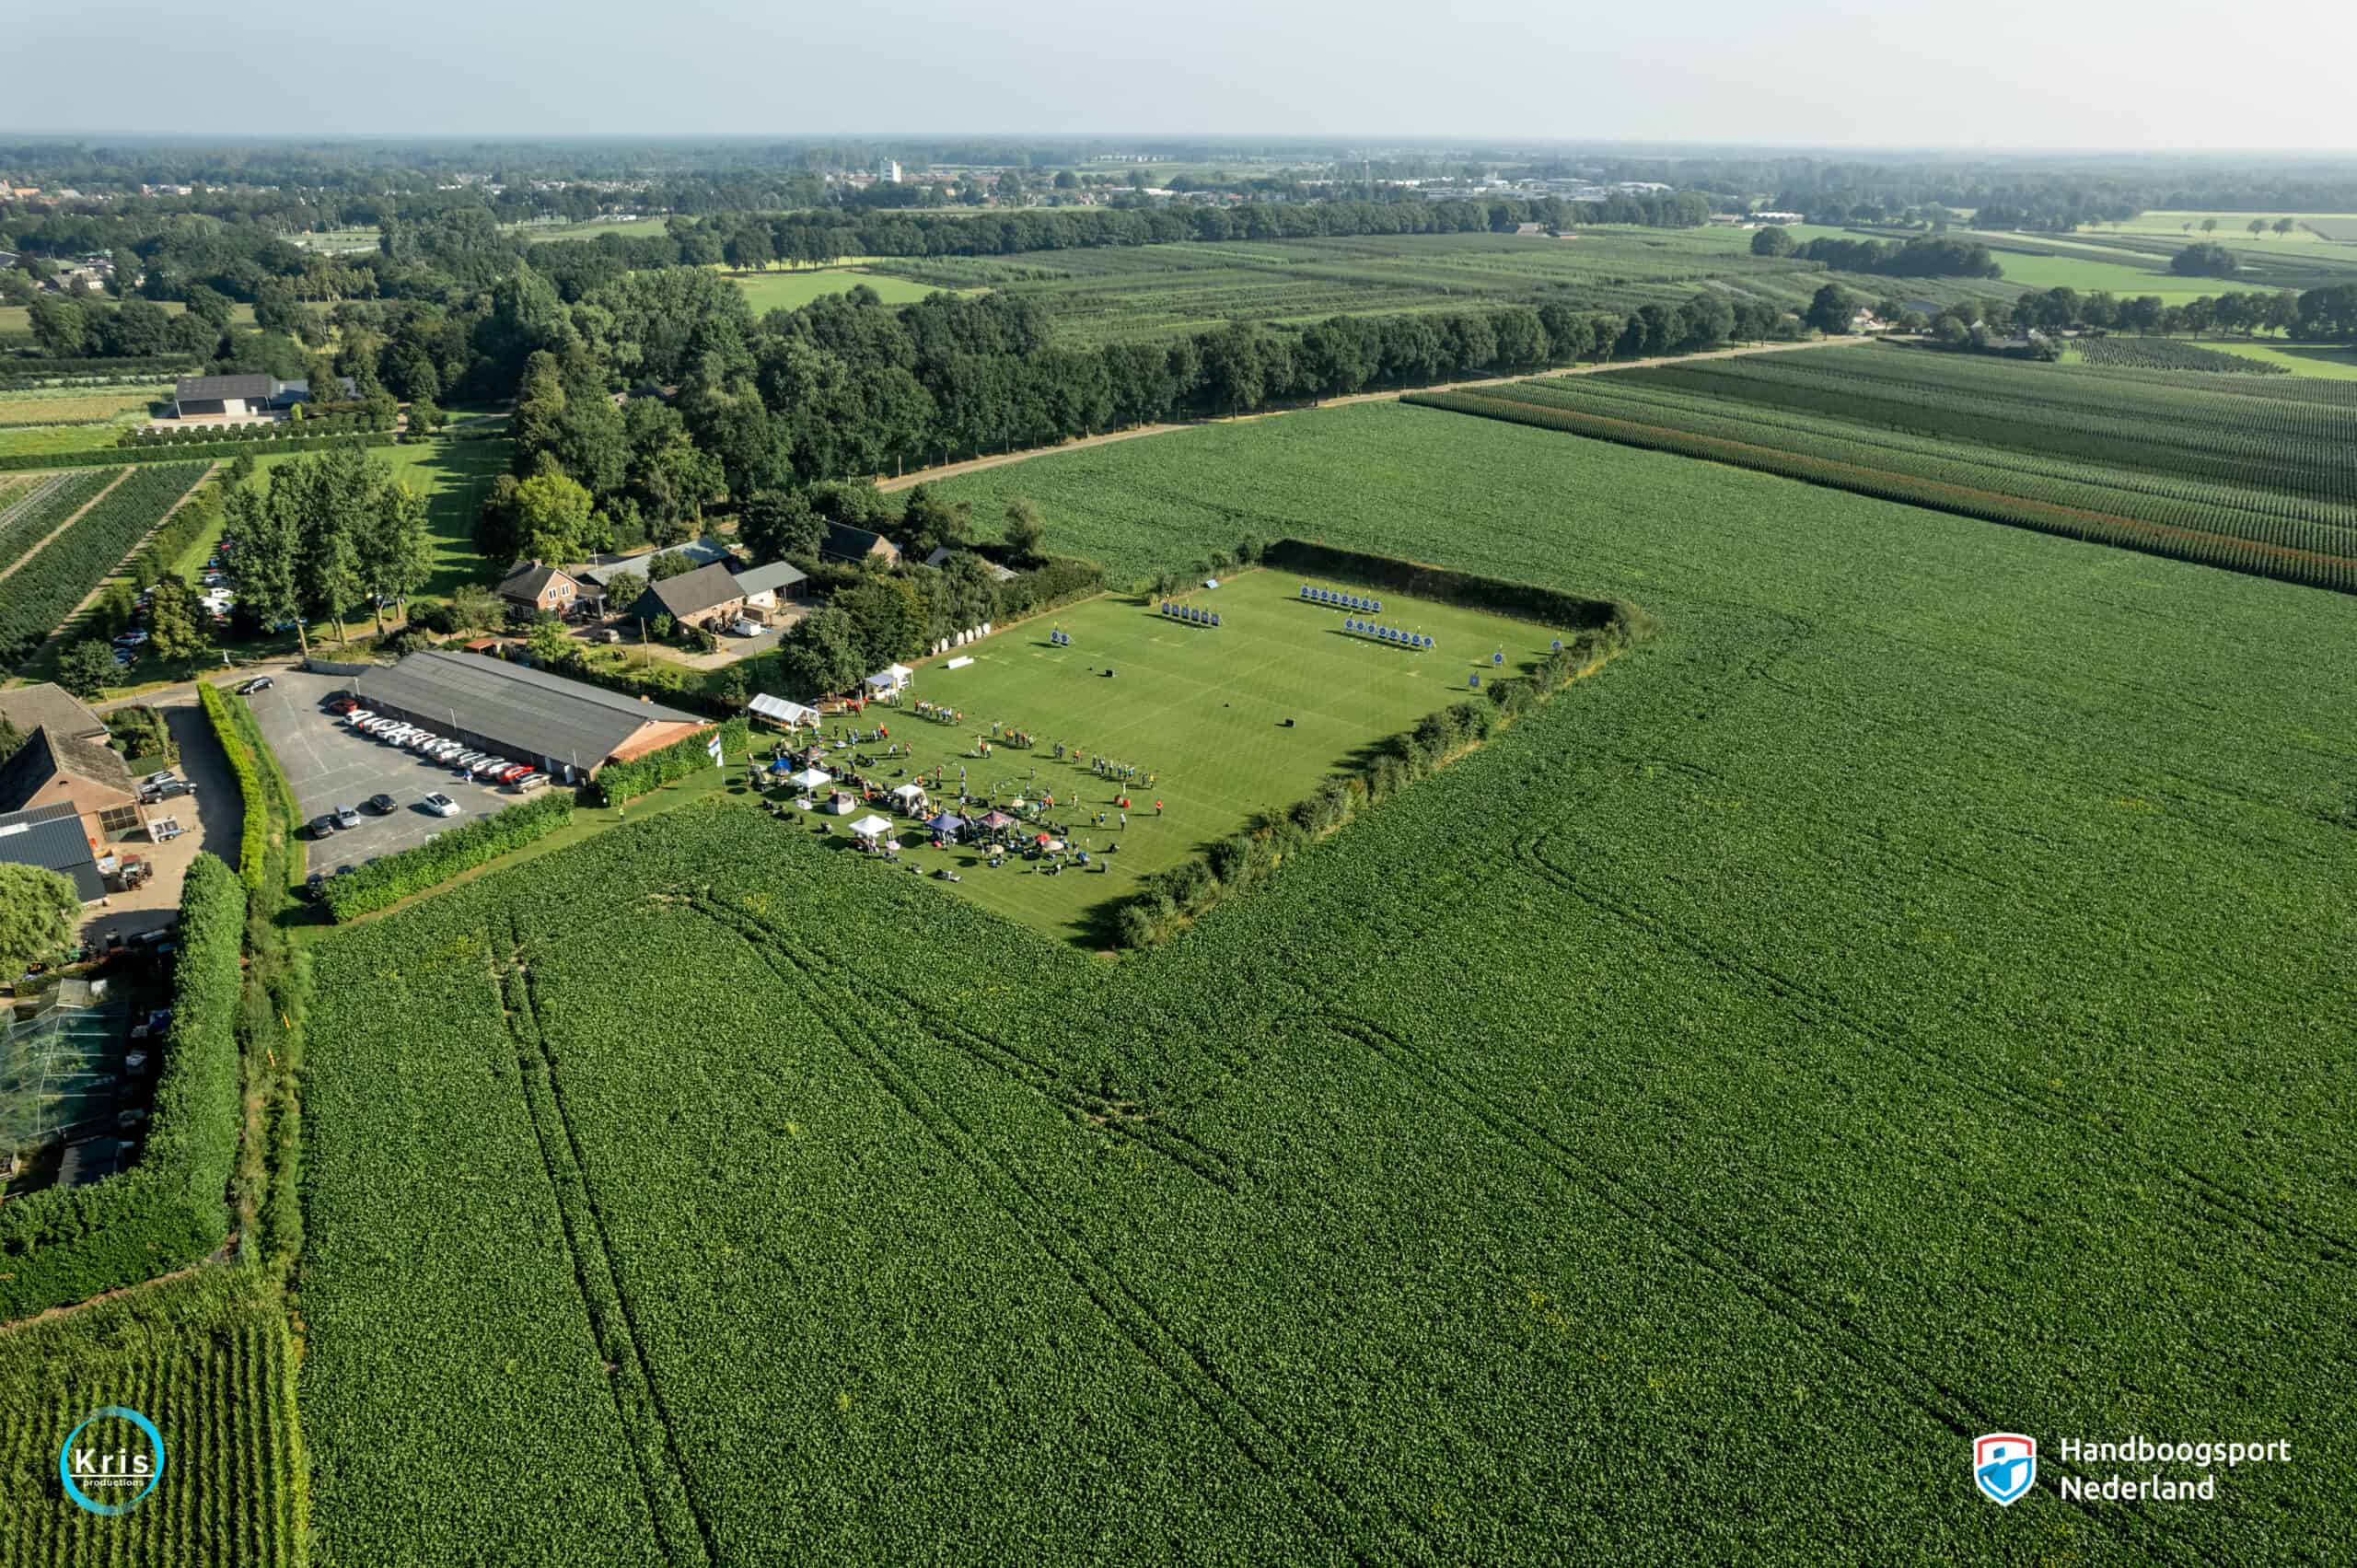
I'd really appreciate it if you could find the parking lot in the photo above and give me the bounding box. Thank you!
[245,668,535,874]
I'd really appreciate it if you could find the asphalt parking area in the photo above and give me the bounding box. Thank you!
[245,668,533,875]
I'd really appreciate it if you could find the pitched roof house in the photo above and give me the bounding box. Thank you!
[820,522,901,567]
[0,726,147,850]
[626,563,749,629]
[497,562,584,616]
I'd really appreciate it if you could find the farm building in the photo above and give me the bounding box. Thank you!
[496,562,584,617]
[342,650,712,783]
[821,522,901,567]
[170,374,356,419]
[731,560,809,618]
[923,546,1016,584]
[625,563,748,631]
[0,727,149,853]
[0,682,110,749]
[0,801,106,901]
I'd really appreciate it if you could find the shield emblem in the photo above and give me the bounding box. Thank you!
[1973,1434,2036,1506]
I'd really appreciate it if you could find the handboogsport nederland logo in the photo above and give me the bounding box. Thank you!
[59,1406,165,1516]
[1973,1429,2293,1506]
[1974,1434,2037,1505]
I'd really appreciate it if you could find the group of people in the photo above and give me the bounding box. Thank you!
[913,701,967,726]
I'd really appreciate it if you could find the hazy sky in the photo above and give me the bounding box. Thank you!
[13,0,2354,151]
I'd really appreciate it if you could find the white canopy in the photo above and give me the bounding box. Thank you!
[888,783,926,805]
[849,813,892,839]
[887,662,914,679]
[787,767,831,790]
[749,693,820,727]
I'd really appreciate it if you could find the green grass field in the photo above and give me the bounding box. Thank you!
[725,268,942,313]
[779,573,1575,943]
[300,398,2357,1564]
[2197,338,2357,378]
[516,216,675,242]
[2094,210,2355,242]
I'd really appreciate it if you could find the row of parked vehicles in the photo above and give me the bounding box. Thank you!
[327,697,551,792]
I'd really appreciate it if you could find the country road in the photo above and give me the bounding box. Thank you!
[876,334,1869,493]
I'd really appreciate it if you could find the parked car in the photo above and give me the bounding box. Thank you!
[302,872,326,901]
[364,794,397,814]
[328,696,358,714]
[431,739,468,760]
[331,805,361,830]
[342,710,376,728]
[141,780,197,804]
[421,793,461,818]
[308,814,339,839]
[726,618,762,638]
[112,629,149,647]
[498,763,533,782]
[509,772,550,794]
[140,772,179,790]
[236,676,273,695]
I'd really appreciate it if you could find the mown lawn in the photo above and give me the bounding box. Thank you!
[744,569,1571,943]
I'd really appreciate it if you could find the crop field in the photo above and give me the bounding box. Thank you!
[301,400,2357,1564]
[0,463,209,669]
[2071,336,2287,374]
[0,467,113,563]
[1407,343,2357,593]
[2197,339,2357,380]
[1964,226,2357,298]
[865,228,2016,346]
[765,571,1577,943]
[726,267,942,314]
[0,384,171,427]
[0,1268,306,1567]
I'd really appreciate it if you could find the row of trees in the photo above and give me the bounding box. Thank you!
[1750,229,2003,279]
[219,447,434,651]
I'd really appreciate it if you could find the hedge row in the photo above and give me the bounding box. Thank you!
[1113,611,1648,949]
[0,355,199,383]
[1264,538,1631,633]
[582,717,745,807]
[199,682,271,895]
[0,432,394,473]
[0,854,245,1318]
[319,791,575,923]
[121,414,393,447]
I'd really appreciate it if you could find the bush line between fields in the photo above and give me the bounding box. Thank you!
[1112,541,1652,948]
[319,791,575,922]
[0,854,244,1319]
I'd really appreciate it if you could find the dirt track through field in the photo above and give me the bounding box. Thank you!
[874,336,1870,493]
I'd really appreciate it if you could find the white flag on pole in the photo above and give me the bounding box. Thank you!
[706,732,725,767]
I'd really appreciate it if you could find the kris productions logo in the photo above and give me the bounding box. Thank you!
[59,1406,165,1517]
[1974,1433,2037,1506]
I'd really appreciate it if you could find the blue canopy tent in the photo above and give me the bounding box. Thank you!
[926,812,966,836]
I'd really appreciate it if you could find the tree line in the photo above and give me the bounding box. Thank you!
[1751,229,2003,278]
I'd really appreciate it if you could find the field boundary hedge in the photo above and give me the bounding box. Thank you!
[0,854,245,1318]
[0,433,395,473]
[581,716,744,807]
[319,791,575,922]
[1263,538,1634,631]
[1111,558,1651,948]
[200,682,272,894]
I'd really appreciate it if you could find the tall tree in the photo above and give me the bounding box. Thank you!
[738,489,822,563]
[222,480,307,656]
[1002,497,1047,565]
[359,482,435,635]
[145,576,208,662]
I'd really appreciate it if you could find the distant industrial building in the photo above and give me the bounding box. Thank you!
[172,373,356,419]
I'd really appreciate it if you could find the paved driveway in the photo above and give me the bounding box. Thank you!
[80,689,246,947]
[246,668,532,875]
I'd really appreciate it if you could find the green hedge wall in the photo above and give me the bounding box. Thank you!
[0,853,244,1317]
[0,433,394,473]
[199,683,271,895]
[580,717,744,807]
[1264,537,1634,633]
[319,791,574,923]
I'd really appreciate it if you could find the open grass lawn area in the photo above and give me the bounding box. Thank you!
[772,572,1573,944]
[2097,210,2357,242]
[517,216,675,241]
[2198,337,2357,379]
[299,397,2357,1564]
[1958,243,2224,301]
[726,267,943,313]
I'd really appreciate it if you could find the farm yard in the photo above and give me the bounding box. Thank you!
[1406,343,2357,593]
[754,571,1588,943]
[863,227,2016,346]
[298,394,2357,1565]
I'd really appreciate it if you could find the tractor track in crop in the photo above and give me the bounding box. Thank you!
[499,924,719,1568]
[706,908,1422,1566]
[1323,1012,2229,1568]
[694,891,1248,1193]
[1507,825,2357,1278]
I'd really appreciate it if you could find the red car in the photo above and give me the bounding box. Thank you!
[328,696,358,714]
[495,763,532,782]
